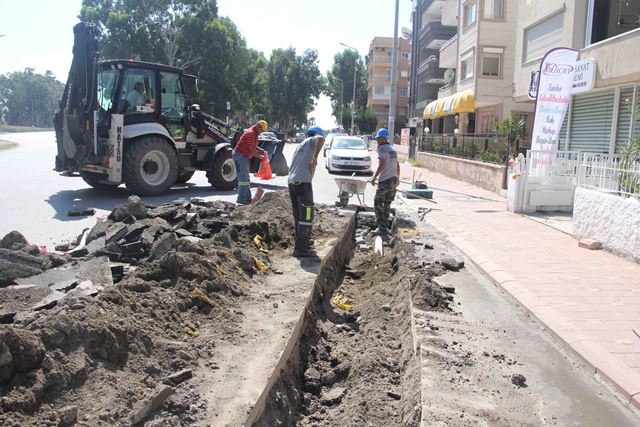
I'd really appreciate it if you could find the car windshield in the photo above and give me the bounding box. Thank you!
[333,138,366,150]
[261,132,276,138]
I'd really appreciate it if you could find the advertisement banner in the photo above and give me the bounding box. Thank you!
[400,128,410,146]
[531,48,579,152]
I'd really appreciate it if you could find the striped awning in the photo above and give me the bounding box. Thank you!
[423,89,475,119]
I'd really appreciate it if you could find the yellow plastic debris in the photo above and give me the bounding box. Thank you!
[185,326,199,337]
[331,293,353,311]
[214,263,225,276]
[254,258,269,272]
[253,235,269,253]
[191,288,216,307]
[400,228,422,237]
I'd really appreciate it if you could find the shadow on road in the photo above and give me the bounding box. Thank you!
[45,181,288,221]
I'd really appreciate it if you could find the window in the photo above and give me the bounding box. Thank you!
[483,0,504,20]
[588,0,640,46]
[400,70,408,78]
[523,12,564,63]
[120,69,156,114]
[374,86,385,95]
[460,51,474,80]
[481,47,503,77]
[478,108,497,133]
[400,51,409,60]
[399,88,408,97]
[386,69,392,81]
[160,72,185,120]
[464,2,478,27]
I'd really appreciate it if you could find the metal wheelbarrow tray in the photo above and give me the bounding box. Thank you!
[334,175,368,207]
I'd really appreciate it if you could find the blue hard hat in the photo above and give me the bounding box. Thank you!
[375,128,390,138]
[305,126,324,137]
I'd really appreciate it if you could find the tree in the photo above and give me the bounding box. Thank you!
[267,48,323,132]
[79,0,218,66]
[355,108,378,134]
[325,50,367,123]
[0,69,64,127]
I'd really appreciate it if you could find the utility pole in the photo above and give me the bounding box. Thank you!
[388,0,400,140]
[340,42,359,135]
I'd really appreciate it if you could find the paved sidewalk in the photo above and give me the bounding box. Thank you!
[396,160,640,407]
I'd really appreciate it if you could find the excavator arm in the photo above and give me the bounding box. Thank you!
[54,22,100,172]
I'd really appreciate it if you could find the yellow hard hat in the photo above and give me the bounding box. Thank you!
[257,120,268,132]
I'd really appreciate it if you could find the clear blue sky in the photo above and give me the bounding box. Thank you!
[0,0,412,127]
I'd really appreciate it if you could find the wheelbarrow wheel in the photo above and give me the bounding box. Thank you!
[339,191,349,207]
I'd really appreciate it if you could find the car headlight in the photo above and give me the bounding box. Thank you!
[363,156,371,161]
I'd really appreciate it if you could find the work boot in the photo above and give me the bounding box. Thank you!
[292,248,318,258]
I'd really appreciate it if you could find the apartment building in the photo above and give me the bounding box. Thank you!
[366,37,411,132]
[513,0,640,154]
[419,0,533,135]
[408,0,458,127]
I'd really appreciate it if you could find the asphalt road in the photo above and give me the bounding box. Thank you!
[0,132,376,247]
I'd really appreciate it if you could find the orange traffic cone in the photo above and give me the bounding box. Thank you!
[255,157,273,180]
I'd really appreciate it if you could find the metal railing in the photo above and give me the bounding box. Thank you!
[526,150,581,179]
[578,154,640,199]
[418,133,531,165]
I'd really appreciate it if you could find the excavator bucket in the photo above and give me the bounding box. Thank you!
[269,139,289,176]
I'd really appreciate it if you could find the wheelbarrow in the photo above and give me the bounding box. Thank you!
[334,174,368,207]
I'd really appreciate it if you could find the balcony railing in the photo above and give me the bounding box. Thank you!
[418,21,457,48]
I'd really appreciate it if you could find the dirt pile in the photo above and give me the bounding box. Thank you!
[0,191,313,426]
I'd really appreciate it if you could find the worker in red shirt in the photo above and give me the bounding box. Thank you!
[232,120,268,204]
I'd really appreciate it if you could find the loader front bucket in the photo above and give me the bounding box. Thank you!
[269,140,289,176]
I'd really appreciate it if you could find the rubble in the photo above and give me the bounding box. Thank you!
[0,191,318,426]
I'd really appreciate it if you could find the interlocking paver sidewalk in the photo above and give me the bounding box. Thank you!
[397,159,640,406]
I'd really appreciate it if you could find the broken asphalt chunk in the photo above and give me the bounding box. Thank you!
[67,208,96,217]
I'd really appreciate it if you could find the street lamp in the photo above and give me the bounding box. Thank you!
[339,42,358,135]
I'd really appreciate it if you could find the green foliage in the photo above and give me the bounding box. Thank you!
[325,50,367,122]
[355,107,378,134]
[619,120,640,196]
[78,0,323,131]
[0,69,64,127]
[341,108,352,131]
[267,48,323,131]
[478,150,503,164]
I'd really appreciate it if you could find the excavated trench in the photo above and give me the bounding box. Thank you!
[248,211,429,426]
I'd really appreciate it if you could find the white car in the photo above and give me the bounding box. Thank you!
[324,136,372,174]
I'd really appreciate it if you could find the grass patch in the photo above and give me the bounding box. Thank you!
[408,158,426,168]
[0,140,18,151]
[0,125,53,133]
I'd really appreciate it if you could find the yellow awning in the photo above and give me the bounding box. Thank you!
[423,89,475,119]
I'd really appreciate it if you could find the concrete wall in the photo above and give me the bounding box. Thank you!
[416,151,506,193]
[513,0,586,102]
[476,0,519,106]
[573,187,640,262]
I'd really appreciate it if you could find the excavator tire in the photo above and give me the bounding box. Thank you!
[123,136,178,196]
[175,171,195,184]
[206,147,237,191]
[80,171,119,190]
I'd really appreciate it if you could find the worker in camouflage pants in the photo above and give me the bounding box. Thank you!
[369,128,400,237]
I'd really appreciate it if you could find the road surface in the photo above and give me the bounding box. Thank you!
[0,131,375,247]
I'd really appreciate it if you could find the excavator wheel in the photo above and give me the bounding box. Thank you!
[80,171,120,190]
[175,171,195,184]
[123,136,178,196]
[206,147,237,191]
